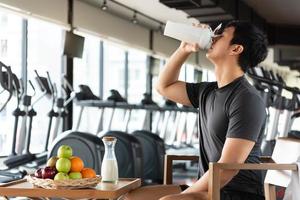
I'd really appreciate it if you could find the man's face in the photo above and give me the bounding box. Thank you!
[206,26,236,61]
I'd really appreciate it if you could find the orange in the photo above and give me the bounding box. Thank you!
[70,156,84,172]
[81,168,96,178]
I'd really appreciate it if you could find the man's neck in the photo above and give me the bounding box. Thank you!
[214,63,244,88]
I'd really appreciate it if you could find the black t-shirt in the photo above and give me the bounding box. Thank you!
[186,76,266,195]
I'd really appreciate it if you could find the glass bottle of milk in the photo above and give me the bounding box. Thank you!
[101,137,118,183]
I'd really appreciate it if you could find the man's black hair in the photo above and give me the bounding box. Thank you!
[224,21,268,72]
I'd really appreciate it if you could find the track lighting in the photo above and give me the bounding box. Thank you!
[101,0,108,11]
[103,0,165,28]
[131,11,138,24]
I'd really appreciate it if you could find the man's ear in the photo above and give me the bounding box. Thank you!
[230,45,244,55]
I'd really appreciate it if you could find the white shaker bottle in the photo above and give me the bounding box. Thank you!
[164,20,213,50]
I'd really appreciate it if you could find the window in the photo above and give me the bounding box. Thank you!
[0,12,22,77]
[27,18,64,153]
[291,118,300,132]
[178,65,186,82]
[194,69,203,83]
[202,68,215,82]
[0,11,23,156]
[127,49,147,103]
[73,34,100,133]
[103,42,126,98]
[127,49,147,132]
[186,64,195,82]
[102,42,126,131]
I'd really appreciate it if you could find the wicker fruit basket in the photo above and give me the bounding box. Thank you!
[26,175,101,189]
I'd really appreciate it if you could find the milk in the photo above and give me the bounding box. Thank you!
[101,136,118,183]
[101,159,118,183]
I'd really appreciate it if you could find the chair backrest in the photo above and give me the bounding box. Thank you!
[264,137,300,187]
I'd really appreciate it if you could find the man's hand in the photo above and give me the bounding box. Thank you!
[179,41,199,54]
[179,23,210,53]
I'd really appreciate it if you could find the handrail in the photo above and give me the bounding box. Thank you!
[248,73,300,94]
[76,99,198,113]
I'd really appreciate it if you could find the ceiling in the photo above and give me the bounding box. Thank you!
[243,0,300,25]
[80,0,300,71]
[80,0,198,30]
[159,0,300,71]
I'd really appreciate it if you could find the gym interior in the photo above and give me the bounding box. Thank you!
[0,0,299,200]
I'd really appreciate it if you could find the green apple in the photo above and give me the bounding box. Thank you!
[69,172,82,179]
[56,158,71,173]
[57,145,73,158]
[54,172,69,180]
[46,156,59,167]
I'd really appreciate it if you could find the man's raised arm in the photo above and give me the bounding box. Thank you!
[155,42,198,106]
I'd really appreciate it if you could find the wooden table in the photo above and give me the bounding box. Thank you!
[0,178,141,199]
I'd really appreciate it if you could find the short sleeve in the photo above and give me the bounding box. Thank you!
[226,92,266,142]
[186,82,211,108]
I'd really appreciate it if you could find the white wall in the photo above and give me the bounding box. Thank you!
[0,0,68,28]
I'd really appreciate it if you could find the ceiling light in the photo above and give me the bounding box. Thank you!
[131,11,138,24]
[101,0,108,11]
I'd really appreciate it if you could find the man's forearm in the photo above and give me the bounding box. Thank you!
[156,47,191,91]
[183,169,238,193]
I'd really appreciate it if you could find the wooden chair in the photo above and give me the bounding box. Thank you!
[164,138,300,200]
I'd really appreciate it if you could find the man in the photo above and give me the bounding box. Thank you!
[125,21,268,200]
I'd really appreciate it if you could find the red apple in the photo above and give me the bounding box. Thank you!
[42,166,57,179]
[34,168,43,178]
